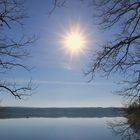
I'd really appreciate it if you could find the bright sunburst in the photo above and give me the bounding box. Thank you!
[60,23,88,57]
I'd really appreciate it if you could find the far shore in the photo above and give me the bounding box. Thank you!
[0,107,125,119]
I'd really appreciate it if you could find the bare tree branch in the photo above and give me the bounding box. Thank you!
[48,0,67,15]
[0,0,36,99]
[86,0,140,103]
[108,112,140,140]
[0,80,34,99]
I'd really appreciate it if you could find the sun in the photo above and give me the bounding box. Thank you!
[60,23,87,57]
[64,32,85,53]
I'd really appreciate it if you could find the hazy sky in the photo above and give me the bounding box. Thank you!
[1,0,122,107]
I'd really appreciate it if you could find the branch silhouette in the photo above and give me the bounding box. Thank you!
[0,0,36,99]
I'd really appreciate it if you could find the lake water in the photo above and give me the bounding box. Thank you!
[0,117,123,140]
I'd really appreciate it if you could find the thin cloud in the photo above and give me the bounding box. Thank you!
[3,78,115,86]
[34,80,114,86]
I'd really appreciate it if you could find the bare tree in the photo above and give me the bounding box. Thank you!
[48,0,67,15]
[0,0,36,99]
[49,0,140,104]
[108,114,140,140]
[84,0,140,104]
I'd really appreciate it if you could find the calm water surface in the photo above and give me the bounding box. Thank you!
[0,117,123,140]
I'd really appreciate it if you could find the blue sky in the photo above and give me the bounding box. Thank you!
[1,0,122,107]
